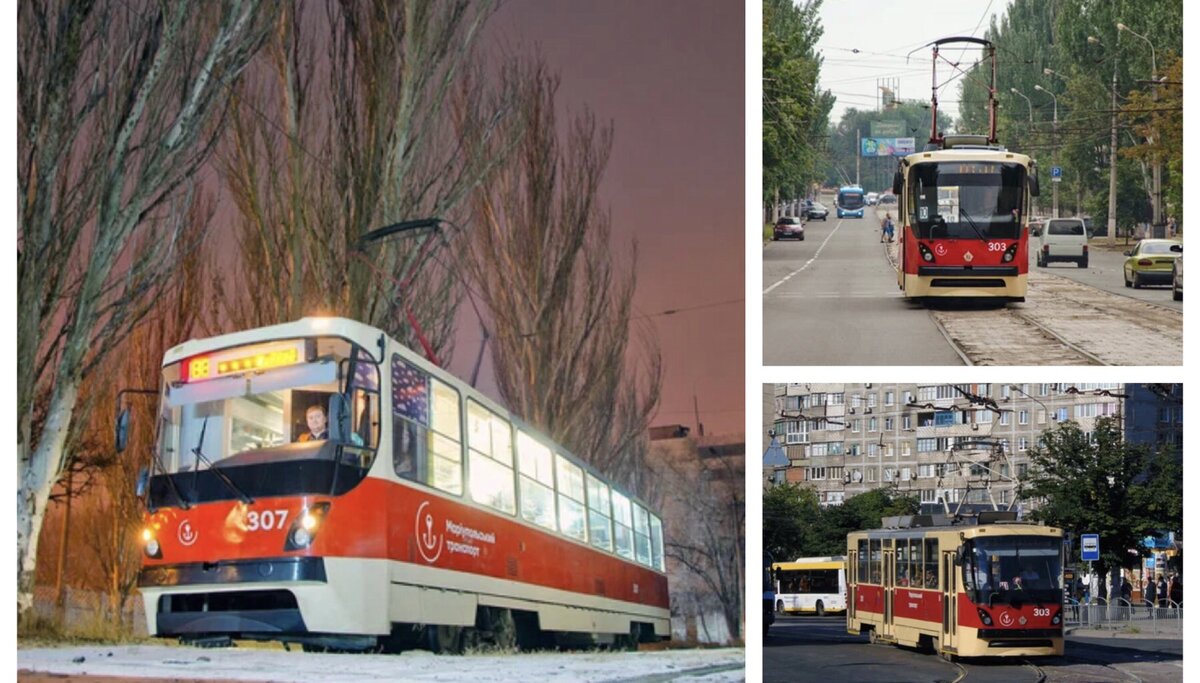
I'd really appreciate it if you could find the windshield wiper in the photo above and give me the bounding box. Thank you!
[957,206,989,243]
[190,415,256,506]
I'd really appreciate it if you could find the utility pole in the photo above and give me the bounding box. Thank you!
[1118,24,1162,234]
[1103,34,1120,248]
[856,128,861,186]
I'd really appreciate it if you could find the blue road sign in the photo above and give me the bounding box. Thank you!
[1081,534,1100,562]
[1051,166,1062,178]
[1146,556,1156,569]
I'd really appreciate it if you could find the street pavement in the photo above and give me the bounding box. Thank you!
[1030,240,1181,312]
[762,209,963,366]
[764,615,1182,683]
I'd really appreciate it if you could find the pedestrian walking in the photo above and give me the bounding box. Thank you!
[1167,215,1178,238]
[880,213,895,243]
[1121,577,1132,612]
[1170,574,1183,606]
[1158,575,1168,608]
[1144,575,1157,610]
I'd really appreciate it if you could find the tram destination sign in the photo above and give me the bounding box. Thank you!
[1081,533,1100,562]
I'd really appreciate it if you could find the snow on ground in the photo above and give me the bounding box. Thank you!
[17,644,745,682]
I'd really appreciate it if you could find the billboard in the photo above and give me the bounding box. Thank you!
[871,120,906,137]
[861,137,916,157]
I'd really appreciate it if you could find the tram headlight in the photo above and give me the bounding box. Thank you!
[141,527,162,559]
[976,607,993,626]
[919,243,935,263]
[1002,242,1019,263]
[1051,610,1061,625]
[284,502,332,551]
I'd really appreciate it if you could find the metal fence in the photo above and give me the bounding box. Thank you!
[1062,596,1183,637]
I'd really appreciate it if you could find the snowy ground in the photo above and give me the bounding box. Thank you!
[17,644,745,682]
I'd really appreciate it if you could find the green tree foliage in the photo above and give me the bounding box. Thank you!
[823,103,933,193]
[763,0,833,203]
[1019,417,1182,582]
[764,485,918,560]
[956,0,1182,223]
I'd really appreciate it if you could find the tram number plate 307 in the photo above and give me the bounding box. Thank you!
[247,509,290,531]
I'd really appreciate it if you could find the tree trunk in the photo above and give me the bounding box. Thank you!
[54,467,73,617]
[17,382,79,615]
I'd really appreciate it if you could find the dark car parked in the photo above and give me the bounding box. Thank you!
[805,202,829,221]
[773,216,805,240]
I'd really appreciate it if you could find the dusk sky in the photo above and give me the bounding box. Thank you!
[448,0,746,436]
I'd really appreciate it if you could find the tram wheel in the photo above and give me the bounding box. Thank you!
[427,624,464,654]
[867,627,879,645]
[484,608,518,651]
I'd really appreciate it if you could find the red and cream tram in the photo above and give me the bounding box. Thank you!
[893,37,1040,303]
[133,317,669,652]
[847,512,1064,659]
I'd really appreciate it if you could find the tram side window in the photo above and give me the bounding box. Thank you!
[924,538,938,588]
[896,540,910,586]
[391,356,462,495]
[857,540,868,583]
[555,455,587,541]
[586,473,613,552]
[467,400,515,514]
[869,539,882,584]
[912,538,924,588]
[633,503,652,566]
[517,431,556,530]
[650,515,665,571]
[612,491,635,560]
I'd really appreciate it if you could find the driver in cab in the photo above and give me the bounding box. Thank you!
[299,402,365,446]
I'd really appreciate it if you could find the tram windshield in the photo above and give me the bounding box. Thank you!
[909,161,1026,241]
[151,337,380,505]
[962,535,1063,605]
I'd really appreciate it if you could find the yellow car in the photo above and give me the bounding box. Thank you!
[1123,239,1182,289]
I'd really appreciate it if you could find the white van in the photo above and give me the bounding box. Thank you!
[1036,218,1089,268]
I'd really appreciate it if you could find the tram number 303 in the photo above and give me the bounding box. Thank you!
[1032,607,1052,617]
[986,241,1009,252]
[246,509,289,531]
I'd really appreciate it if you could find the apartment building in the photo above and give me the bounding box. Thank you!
[763,383,1130,510]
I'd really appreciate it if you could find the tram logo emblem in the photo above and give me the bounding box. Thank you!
[963,251,974,263]
[998,610,1014,627]
[415,500,443,563]
[934,243,948,257]
[178,520,198,547]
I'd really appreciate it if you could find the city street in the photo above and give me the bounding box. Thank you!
[1031,240,1182,312]
[763,207,963,366]
[763,199,1182,366]
[764,615,1182,683]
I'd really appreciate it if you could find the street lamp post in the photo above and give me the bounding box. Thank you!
[1089,34,1119,248]
[1011,88,1036,215]
[1034,85,1059,218]
[1117,23,1162,235]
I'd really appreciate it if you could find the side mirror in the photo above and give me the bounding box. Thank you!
[115,407,131,453]
[136,467,150,497]
[955,546,967,565]
[892,171,903,195]
[1123,250,1132,257]
[1170,244,1182,253]
[328,394,351,444]
[1028,172,1040,198]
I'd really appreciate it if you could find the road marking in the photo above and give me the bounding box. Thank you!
[763,219,846,295]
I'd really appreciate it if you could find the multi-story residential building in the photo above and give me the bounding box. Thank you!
[763,383,1142,511]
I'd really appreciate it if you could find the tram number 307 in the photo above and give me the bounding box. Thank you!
[246,509,289,531]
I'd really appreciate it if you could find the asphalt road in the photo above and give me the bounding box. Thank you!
[762,210,963,366]
[764,615,1183,683]
[1030,241,1182,312]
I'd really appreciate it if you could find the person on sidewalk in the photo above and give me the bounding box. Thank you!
[880,213,895,243]
[1158,575,1169,608]
[1144,575,1157,611]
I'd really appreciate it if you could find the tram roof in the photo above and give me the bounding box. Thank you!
[849,512,1061,540]
[900,148,1033,166]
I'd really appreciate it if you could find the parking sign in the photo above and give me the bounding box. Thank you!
[1081,534,1100,562]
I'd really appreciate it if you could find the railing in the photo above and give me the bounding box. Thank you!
[1062,595,1182,636]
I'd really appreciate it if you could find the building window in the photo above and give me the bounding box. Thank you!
[885,391,895,406]
[1039,384,1050,396]
[902,415,912,430]
[1056,407,1069,422]
[851,419,861,433]
[828,393,844,405]
[868,394,878,408]
[867,469,876,482]
[976,410,992,424]
[917,438,938,453]
[1017,463,1029,478]
[1000,411,1010,425]
[920,489,936,502]
[868,417,878,432]
[885,417,894,431]
[901,441,912,457]
[867,443,880,457]
[1018,410,1029,425]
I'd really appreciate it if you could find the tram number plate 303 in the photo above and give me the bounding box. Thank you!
[987,241,1008,251]
[246,509,290,531]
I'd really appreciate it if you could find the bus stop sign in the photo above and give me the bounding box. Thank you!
[1081,534,1100,562]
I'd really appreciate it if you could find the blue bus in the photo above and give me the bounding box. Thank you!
[836,185,866,218]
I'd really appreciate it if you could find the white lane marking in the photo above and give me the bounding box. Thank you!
[763,219,846,295]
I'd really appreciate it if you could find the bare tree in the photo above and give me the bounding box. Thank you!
[17,0,277,613]
[650,439,745,642]
[461,60,663,492]
[218,0,521,359]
